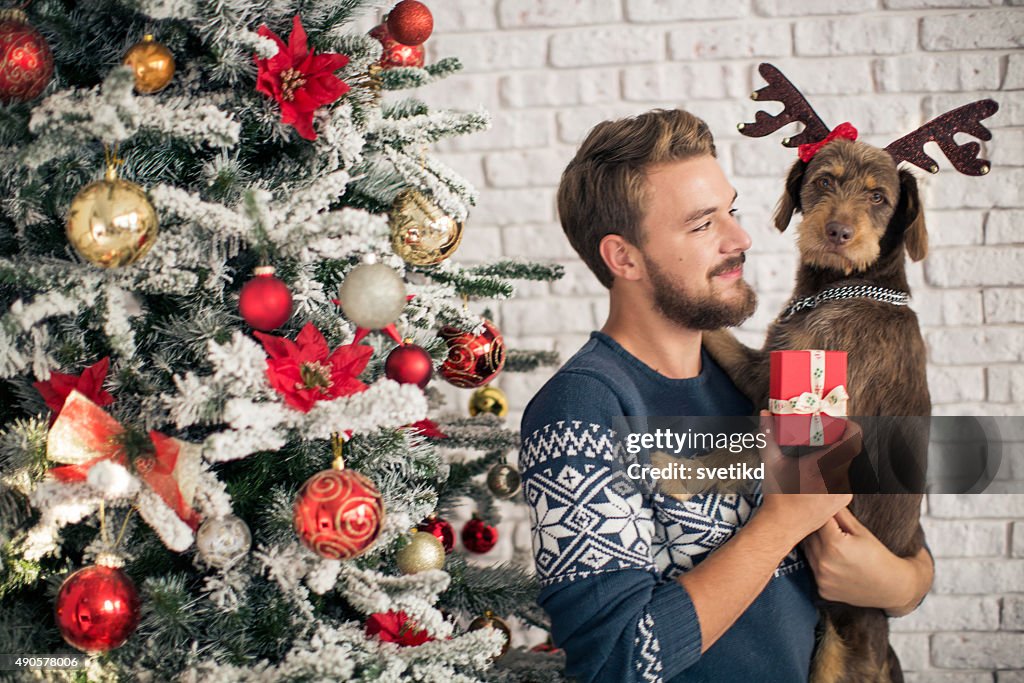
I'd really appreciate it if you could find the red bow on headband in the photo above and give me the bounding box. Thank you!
[47,390,201,530]
[797,122,858,162]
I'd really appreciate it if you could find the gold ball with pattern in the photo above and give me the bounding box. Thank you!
[66,171,159,268]
[389,190,463,266]
[468,385,509,418]
[395,528,446,574]
[122,35,175,94]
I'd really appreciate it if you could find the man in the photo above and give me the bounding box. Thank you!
[519,109,934,682]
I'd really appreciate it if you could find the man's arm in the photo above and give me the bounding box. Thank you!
[679,492,852,653]
[802,507,934,617]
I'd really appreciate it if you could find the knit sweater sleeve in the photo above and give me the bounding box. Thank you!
[520,371,703,683]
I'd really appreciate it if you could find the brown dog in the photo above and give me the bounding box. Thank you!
[704,64,998,683]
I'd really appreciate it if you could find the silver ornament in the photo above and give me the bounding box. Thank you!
[337,263,407,329]
[486,463,522,499]
[196,515,252,569]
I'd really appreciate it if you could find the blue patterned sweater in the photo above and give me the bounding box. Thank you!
[520,332,819,683]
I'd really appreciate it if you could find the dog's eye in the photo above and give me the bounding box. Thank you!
[870,191,885,204]
[817,177,832,191]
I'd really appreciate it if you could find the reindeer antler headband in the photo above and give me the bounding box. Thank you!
[738,63,999,176]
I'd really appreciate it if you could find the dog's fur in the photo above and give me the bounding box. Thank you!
[704,137,930,683]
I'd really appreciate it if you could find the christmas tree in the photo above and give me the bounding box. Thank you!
[0,1,565,680]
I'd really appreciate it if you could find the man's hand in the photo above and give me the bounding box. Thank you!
[758,411,861,495]
[803,507,934,616]
[757,492,854,547]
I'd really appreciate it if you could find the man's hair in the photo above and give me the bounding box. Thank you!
[557,109,717,288]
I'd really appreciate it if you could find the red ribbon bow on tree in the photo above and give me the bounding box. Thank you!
[47,391,201,530]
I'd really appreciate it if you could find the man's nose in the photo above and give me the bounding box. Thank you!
[724,214,752,252]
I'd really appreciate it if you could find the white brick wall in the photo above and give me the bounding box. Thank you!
[406,1,1024,674]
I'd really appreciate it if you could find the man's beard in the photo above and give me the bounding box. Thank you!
[647,254,757,330]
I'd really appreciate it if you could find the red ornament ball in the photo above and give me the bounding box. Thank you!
[55,564,141,653]
[239,266,293,331]
[369,22,425,69]
[0,10,54,104]
[438,319,506,389]
[294,468,384,560]
[461,515,498,554]
[417,515,454,553]
[386,0,434,46]
[385,342,433,389]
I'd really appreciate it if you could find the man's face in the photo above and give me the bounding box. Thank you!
[636,156,756,330]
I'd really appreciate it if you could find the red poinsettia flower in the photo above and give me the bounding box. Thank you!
[365,610,434,647]
[254,323,372,412]
[33,357,114,418]
[255,15,351,141]
[406,419,447,439]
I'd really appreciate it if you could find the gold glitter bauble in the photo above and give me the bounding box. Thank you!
[468,385,509,418]
[66,173,158,268]
[486,462,522,499]
[395,529,446,574]
[468,611,511,660]
[389,190,463,266]
[123,35,175,94]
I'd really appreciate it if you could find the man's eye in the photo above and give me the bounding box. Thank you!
[692,222,710,232]
[729,208,741,219]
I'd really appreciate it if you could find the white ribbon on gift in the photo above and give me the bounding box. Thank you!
[768,350,849,446]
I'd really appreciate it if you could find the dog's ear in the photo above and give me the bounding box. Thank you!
[772,159,807,232]
[895,169,927,262]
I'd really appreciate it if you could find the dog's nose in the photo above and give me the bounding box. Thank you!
[826,222,854,245]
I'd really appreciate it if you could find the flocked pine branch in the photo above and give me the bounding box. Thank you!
[505,349,561,373]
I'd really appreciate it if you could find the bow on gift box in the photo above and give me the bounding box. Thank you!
[47,390,201,530]
[768,350,849,446]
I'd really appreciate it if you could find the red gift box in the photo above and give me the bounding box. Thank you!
[769,350,849,446]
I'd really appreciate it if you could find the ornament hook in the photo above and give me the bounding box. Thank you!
[331,432,346,470]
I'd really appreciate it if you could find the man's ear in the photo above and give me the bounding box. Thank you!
[895,169,927,262]
[599,234,643,282]
[773,159,807,232]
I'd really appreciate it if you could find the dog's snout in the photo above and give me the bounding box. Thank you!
[826,221,854,245]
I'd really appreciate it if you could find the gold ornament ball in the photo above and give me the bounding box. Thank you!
[468,611,511,660]
[486,463,522,499]
[468,385,509,418]
[123,35,175,94]
[67,173,159,268]
[390,190,463,266]
[396,529,446,574]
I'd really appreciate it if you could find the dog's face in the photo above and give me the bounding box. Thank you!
[772,138,928,275]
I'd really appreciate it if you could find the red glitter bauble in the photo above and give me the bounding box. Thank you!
[0,10,54,104]
[417,515,454,553]
[385,342,433,389]
[438,319,506,389]
[55,564,140,653]
[386,0,434,46]
[239,267,293,331]
[369,22,425,69]
[293,468,385,560]
[461,515,498,554]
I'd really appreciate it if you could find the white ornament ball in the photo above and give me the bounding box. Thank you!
[337,263,407,329]
[196,515,252,569]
